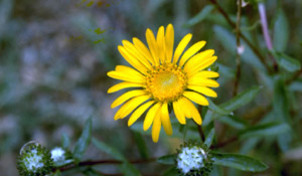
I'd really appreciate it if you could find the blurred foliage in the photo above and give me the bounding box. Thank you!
[0,0,302,175]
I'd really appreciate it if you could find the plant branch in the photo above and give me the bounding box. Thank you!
[196,123,205,142]
[54,158,156,172]
[258,2,279,72]
[208,0,272,73]
[285,68,302,85]
[211,136,238,149]
[233,0,242,96]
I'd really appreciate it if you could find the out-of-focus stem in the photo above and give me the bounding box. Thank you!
[208,0,273,73]
[233,0,242,96]
[258,3,273,50]
[54,158,156,172]
[258,2,279,72]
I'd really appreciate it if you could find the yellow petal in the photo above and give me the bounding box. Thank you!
[178,97,192,118]
[128,101,154,126]
[146,28,159,65]
[187,85,217,98]
[183,49,215,75]
[114,95,150,120]
[122,40,151,69]
[179,41,206,67]
[107,82,144,94]
[191,71,220,78]
[183,91,209,106]
[156,26,166,63]
[160,103,173,136]
[115,65,144,77]
[118,46,148,74]
[143,103,162,131]
[107,70,144,83]
[181,97,202,125]
[188,77,220,88]
[187,56,217,76]
[111,90,146,108]
[152,114,161,143]
[172,100,186,124]
[173,33,192,64]
[165,24,174,62]
[132,37,155,65]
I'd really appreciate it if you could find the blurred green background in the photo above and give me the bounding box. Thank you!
[0,0,302,175]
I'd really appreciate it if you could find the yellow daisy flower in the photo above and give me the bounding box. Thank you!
[107,24,219,142]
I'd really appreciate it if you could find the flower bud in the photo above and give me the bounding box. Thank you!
[176,142,213,176]
[17,141,54,176]
[51,147,73,166]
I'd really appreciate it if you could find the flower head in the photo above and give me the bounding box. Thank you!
[17,142,54,176]
[51,147,73,166]
[108,24,219,142]
[177,143,213,175]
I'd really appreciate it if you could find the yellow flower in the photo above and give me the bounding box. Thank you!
[107,24,219,142]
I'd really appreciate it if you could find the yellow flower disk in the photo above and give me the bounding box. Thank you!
[107,24,219,142]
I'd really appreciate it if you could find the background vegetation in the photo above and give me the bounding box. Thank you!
[0,0,301,175]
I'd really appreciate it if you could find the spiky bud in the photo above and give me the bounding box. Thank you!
[176,142,213,176]
[51,147,73,166]
[17,141,54,176]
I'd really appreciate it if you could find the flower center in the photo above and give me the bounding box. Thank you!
[146,63,187,102]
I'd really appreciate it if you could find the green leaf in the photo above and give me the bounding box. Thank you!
[130,122,150,135]
[162,167,179,176]
[204,128,215,147]
[273,52,301,72]
[212,152,268,172]
[273,9,289,52]
[218,115,247,130]
[62,133,70,149]
[289,81,302,92]
[92,137,125,160]
[208,99,231,115]
[221,86,262,111]
[73,117,92,160]
[213,25,265,71]
[132,132,149,159]
[157,154,177,165]
[183,5,214,27]
[92,138,141,176]
[240,122,290,139]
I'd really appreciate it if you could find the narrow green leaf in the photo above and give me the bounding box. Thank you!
[92,138,141,176]
[221,86,262,111]
[204,128,215,147]
[214,25,265,71]
[212,152,268,172]
[218,115,247,130]
[289,81,302,92]
[73,117,92,160]
[273,52,301,72]
[83,168,104,176]
[62,133,70,149]
[273,9,289,52]
[183,5,214,27]
[92,138,124,160]
[208,99,231,115]
[240,122,290,139]
[157,154,177,165]
[162,167,179,176]
[132,132,149,159]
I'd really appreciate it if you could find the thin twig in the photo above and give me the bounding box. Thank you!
[197,123,205,142]
[211,136,238,149]
[285,68,302,85]
[208,0,272,73]
[233,0,242,96]
[54,158,156,172]
[258,2,279,72]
